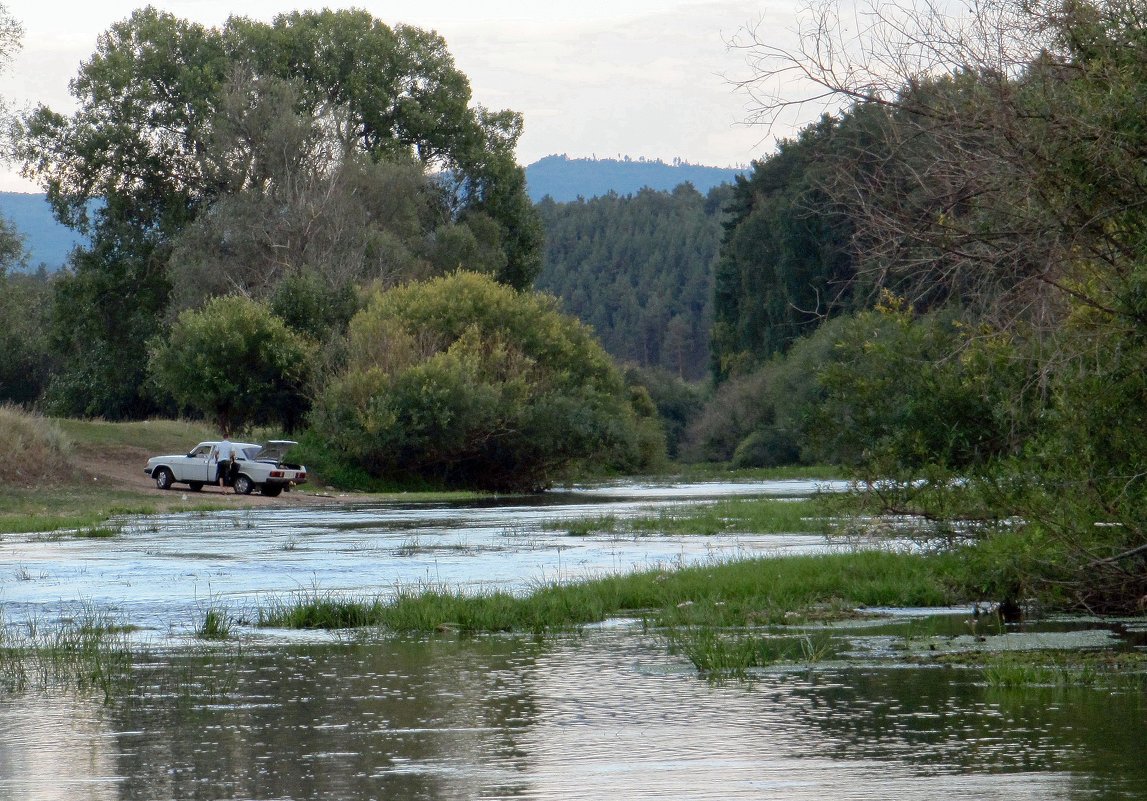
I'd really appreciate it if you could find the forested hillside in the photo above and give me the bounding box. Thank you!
[535,183,730,380]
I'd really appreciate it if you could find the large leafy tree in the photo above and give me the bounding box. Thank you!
[310,272,663,492]
[19,7,541,418]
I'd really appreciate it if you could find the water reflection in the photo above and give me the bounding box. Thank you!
[0,693,118,800]
[2,631,1141,800]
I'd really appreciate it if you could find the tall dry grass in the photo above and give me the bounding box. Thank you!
[0,405,77,485]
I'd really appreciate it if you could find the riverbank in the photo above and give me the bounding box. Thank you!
[0,415,483,533]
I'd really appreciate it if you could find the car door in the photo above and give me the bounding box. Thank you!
[182,443,215,483]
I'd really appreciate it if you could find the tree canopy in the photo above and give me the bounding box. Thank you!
[18,6,541,419]
[148,295,316,436]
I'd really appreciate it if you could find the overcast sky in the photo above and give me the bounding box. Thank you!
[0,0,804,192]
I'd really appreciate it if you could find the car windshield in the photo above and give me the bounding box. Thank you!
[239,447,259,460]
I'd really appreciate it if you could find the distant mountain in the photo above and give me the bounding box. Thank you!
[525,155,746,202]
[0,192,86,271]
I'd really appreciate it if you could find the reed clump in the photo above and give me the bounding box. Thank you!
[0,610,137,703]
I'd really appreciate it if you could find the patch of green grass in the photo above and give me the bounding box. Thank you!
[633,497,826,535]
[52,417,215,454]
[195,608,235,640]
[558,515,619,537]
[257,551,962,635]
[73,524,122,539]
[666,463,845,482]
[667,629,839,675]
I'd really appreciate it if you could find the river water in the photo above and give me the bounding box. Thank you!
[0,480,1144,800]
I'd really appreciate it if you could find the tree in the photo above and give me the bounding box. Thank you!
[0,267,53,406]
[710,116,858,379]
[730,0,1147,609]
[310,272,662,492]
[148,295,316,435]
[18,7,541,418]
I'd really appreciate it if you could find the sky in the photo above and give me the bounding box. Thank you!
[0,0,806,193]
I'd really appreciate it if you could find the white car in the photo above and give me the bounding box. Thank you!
[144,440,307,497]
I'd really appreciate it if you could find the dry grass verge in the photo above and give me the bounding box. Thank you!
[0,405,77,486]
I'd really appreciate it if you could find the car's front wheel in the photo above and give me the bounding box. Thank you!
[154,468,174,490]
[233,474,254,495]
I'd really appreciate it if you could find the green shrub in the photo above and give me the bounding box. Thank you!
[310,272,664,491]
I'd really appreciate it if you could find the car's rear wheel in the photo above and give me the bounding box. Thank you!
[233,474,254,495]
[188,482,204,492]
[261,484,283,498]
[154,468,174,490]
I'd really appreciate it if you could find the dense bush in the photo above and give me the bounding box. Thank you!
[147,296,316,435]
[310,272,664,491]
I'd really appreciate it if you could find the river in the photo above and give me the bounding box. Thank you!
[0,480,1143,800]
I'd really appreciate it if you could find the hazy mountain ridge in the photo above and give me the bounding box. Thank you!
[524,154,746,202]
[0,193,86,271]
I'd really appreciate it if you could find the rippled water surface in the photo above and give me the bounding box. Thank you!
[0,481,1143,800]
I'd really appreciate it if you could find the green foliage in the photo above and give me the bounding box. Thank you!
[623,366,707,459]
[0,267,53,405]
[807,298,1034,472]
[147,295,316,435]
[710,116,859,379]
[683,315,847,466]
[18,7,540,418]
[42,218,171,419]
[535,184,727,380]
[311,272,663,491]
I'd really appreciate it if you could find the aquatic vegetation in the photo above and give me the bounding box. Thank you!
[551,497,828,537]
[666,629,839,676]
[73,524,121,539]
[256,551,960,635]
[0,609,138,703]
[947,650,1147,690]
[196,608,235,640]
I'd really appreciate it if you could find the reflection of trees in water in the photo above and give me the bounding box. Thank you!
[104,638,544,799]
[6,637,1142,799]
[787,669,1147,794]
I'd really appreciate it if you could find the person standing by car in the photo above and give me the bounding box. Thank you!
[212,438,239,488]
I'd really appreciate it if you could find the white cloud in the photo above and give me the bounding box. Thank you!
[0,0,806,190]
